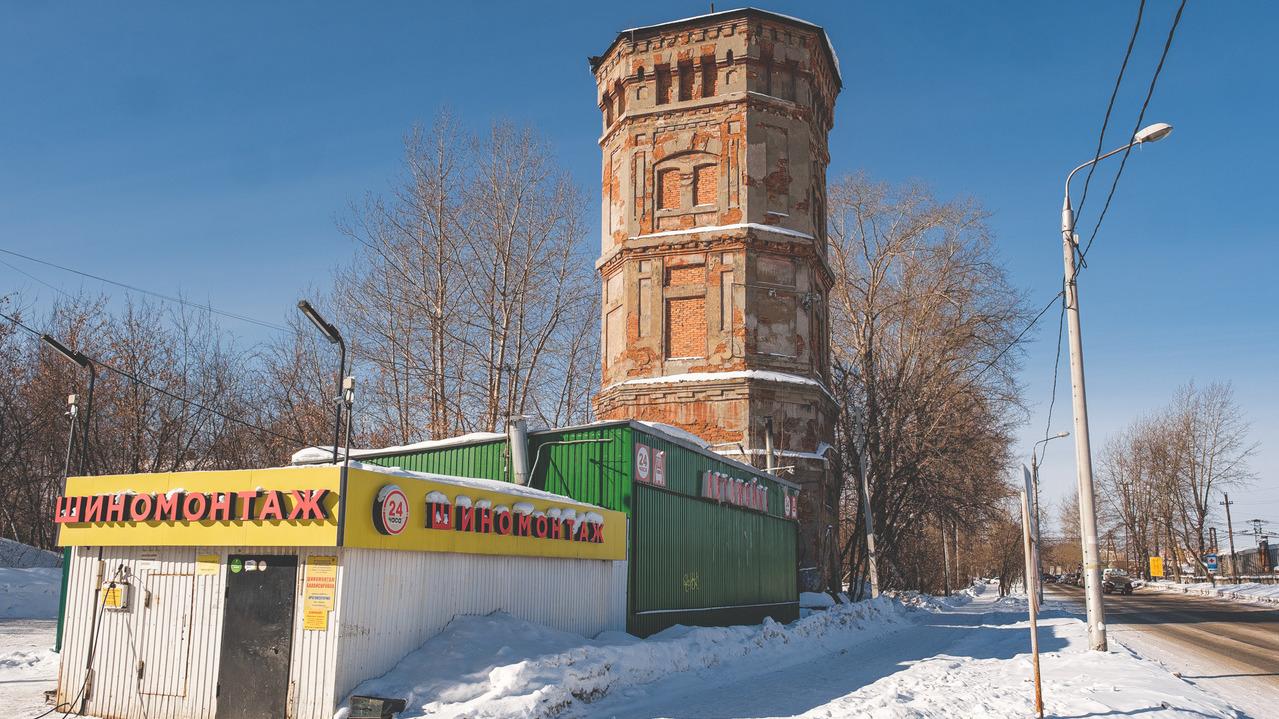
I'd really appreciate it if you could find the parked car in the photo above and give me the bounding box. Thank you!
[1102,568,1135,595]
[1041,573,1057,584]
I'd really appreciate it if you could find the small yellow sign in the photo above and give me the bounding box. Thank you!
[102,583,127,610]
[302,607,329,631]
[196,554,220,575]
[1149,556,1164,578]
[304,555,337,610]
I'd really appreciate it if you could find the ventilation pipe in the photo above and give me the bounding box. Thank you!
[763,416,776,475]
[507,416,531,486]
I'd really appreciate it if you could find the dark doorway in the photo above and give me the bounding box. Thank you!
[216,554,297,719]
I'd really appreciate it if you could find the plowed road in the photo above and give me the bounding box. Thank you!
[1048,583,1278,717]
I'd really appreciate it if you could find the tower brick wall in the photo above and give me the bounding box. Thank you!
[590,9,841,588]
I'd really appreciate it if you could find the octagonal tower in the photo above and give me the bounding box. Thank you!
[590,8,842,584]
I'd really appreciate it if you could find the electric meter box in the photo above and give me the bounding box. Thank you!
[101,581,130,611]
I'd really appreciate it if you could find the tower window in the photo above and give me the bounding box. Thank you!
[658,168,681,210]
[678,60,694,101]
[656,64,671,105]
[700,54,716,98]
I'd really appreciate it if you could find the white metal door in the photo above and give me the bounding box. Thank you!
[138,572,194,696]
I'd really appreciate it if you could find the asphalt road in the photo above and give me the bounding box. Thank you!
[1048,583,1279,717]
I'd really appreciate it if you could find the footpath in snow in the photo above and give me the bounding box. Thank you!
[343,582,1244,719]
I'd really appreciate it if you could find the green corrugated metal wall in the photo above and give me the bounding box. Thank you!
[528,425,633,514]
[629,484,798,635]
[363,440,508,480]
[349,421,799,636]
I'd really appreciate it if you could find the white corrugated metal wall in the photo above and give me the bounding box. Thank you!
[56,545,342,719]
[333,549,627,703]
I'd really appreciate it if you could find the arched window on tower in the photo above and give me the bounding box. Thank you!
[700,54,716,98]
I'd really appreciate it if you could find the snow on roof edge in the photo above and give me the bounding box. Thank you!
[347,461,606,510]
[291,431,506,465]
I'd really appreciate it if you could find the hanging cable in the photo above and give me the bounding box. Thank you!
[1,310,311,448]
[1077,0,1188,269]
[1075,0,1146,226]
[0,247,289,331]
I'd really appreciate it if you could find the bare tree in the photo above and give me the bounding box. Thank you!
[826,174,1031,593]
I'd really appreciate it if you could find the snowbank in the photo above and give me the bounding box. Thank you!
[0,567,61,620]
[1146,579,1279,605]
[0,538,61,568]
[342,596,916,718]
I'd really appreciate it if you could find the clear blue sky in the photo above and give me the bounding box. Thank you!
[2,2,1276,537]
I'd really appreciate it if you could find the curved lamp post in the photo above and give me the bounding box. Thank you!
[1061,122,1173,651]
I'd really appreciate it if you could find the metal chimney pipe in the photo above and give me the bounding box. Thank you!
[507,417,531,486]
[763,416,776,475]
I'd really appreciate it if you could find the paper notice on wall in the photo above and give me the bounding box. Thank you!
[303,606,329,631]
[196,554,220,575]
[304,555,337,610]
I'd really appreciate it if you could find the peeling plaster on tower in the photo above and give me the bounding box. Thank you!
[589,8,841,586]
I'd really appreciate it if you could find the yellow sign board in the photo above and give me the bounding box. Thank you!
[342,468,627,561]
[302,607,329,631]
[196,554,220,575]
[1149,556,1164,578]
[55,466,625,562]
[56,467,341,548]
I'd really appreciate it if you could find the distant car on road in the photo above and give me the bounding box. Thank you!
[1041,573,1057,584]
[1102,568,1135,595]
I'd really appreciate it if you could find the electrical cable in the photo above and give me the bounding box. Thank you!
[1040,293,1068,449]
[1077,0,1188,269]
[1074,0,1146,227]
[0,310,312,449]
[0,247,289,332]
[967,290,1065,387]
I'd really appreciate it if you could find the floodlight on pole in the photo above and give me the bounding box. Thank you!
[296,300,346,464]
[1060,121,1173,652]
[41,334,95,477]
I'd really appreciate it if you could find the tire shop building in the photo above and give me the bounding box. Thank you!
[293,419,803,636]
[52,463,626,719]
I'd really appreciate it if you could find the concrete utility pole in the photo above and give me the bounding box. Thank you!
[1031,432,1069,604]
[1058,122,1173,651]
[1222,493,1238,582]
[855,435,880,598]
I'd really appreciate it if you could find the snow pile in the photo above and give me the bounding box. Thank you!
[0,538,61,568]
[342,597,915,718]
[0,568,62,620]
[0,619,61,718]
[1146,579,1279,605]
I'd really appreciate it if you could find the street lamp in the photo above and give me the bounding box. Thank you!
[1061,122,1173,652]
[40,334,95,477]
[297,300,345,464]
[1031,431,1070,603]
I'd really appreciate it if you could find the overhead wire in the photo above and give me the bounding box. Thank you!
[1074,0,1146,227]
[0,247,289,332]
[0,309,313,449]
[1077,0,1188,269]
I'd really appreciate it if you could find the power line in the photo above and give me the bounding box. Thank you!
[1041,293,1067,447]
[0,309,311,449]
[0,247,289,332]
[968,290,1065,387]
[1075,0,1146,227]
[1077,0,1188,268]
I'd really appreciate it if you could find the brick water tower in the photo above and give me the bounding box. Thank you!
[589,8,841,586]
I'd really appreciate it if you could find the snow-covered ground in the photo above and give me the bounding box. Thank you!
[0,573,1248,718]
[0,567,61,620]
[342,582,1243,719]
[1145,579,1279,605]
[0,537,62,569]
